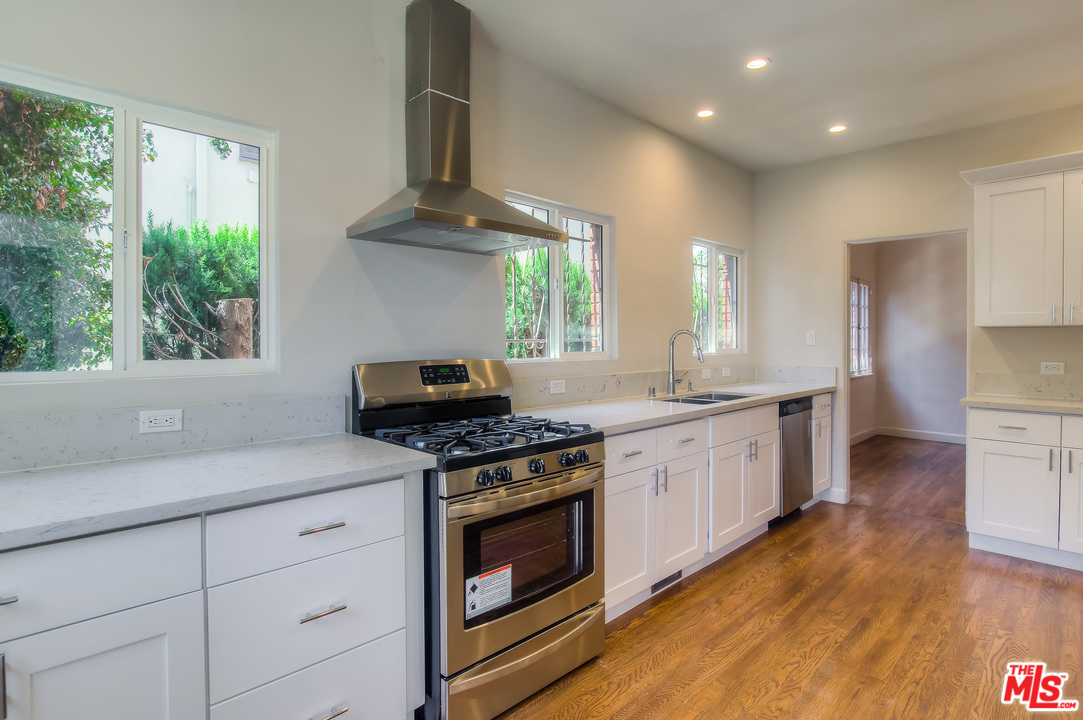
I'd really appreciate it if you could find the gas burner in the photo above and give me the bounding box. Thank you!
[371,414,593,460]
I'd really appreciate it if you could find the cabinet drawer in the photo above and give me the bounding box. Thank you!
[812,394,832,419]
[748,404,780,436]
[211,629,407,720]
[207,535,406,703]
[1064,415,1083,449]
[968,409,1061,445]
[0,519,201,643]
[206,479,405,586]
[710,410,749,448]
[605,430,657,474]
[657,420,707,462]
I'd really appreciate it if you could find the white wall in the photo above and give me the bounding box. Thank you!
[0,0,752,416]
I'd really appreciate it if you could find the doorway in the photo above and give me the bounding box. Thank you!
[845,232,967,523]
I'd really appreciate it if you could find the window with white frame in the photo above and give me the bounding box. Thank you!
[504,194,611,360]
[0,68,274,378]
[692,240,742,352]
[850,279,871,376]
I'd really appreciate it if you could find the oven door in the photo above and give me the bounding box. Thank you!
[440,465,604,677]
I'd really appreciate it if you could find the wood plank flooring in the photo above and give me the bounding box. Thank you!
[849,435,966,525]
[497,438,1083,720]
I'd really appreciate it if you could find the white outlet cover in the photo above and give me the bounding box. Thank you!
[721,367,731,377]
[139,409,183,434]
[1040,361,1065,375]
[549,380,566,394]
[701,368,712,379]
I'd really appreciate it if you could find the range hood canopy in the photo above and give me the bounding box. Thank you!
[347,0,568,255]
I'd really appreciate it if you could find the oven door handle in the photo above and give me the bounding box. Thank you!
[447,603,604,695]
[446,468,603,521]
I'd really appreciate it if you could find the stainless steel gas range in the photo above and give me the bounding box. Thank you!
[351,359,605,720]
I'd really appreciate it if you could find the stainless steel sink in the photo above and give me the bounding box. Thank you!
[663,392,756,404]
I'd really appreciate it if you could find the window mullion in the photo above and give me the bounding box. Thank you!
[709,247,719,351]
[551,241,563,359]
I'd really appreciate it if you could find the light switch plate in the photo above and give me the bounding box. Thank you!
[721,367,731,377]
[701,368,712,379]
[806,331,816,346]
[1040,361,1065,375]
[549,379,566,394]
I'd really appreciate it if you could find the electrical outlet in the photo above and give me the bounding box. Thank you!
[139,409,183,434]
[806,331,816,346]
[721,367,731,377]
[701,368,712,379]
[1040,361,1065,375]
[549,379,566,395]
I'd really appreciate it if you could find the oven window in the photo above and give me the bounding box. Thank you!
[462,489,594,628]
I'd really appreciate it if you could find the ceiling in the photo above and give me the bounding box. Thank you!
[467,0,1083,171]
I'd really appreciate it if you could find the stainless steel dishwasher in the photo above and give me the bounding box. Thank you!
[779,397,814,516]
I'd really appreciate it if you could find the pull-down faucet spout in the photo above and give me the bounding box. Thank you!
[668,329,704,395]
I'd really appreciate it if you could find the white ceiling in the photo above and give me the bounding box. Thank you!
[467,0,1083,170]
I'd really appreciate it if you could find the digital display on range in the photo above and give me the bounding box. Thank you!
[419,364,471,386]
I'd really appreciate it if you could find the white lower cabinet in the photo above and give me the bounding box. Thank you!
[1,591,206,720]
[966,438,1061,548]
[604,421,707,608]
[812,394,833,495]
[1061,418,1083,553]
[708,405,780,553]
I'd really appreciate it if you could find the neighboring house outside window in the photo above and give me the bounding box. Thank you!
[850,279,872,376]
[692,240,742,352]
[0,68,275,380]
[504,193,612,361]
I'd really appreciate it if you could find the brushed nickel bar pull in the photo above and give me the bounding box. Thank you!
[751,438,759,462]
[621,450,643,458]
[1,653,6,720]
[1050,448,1054,472]
[997,425,1027,431]
[652,469,659,496]
[314,707,349,720]
[660,466,669,493]
[0,596,17,607]
[677,437,696,445]
[1072,300,1076,325]
[300,604,347,625]
[298,521,346,537]
[1070,450,1074,474]
[1052,300,1057,324]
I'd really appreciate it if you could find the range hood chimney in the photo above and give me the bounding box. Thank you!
[347,0,569,255]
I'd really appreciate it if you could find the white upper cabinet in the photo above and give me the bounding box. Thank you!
[968,152,1083,326]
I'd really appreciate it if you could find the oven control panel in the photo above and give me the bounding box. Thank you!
[419,363,471,386]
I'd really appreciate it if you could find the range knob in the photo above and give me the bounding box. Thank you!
[476,468,495,486]
[558,452,577,467]
[527,458,546,474]
[494,465,513,483]
[574,449,590,464]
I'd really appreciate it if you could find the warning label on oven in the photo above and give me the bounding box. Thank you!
[465,564,513,619]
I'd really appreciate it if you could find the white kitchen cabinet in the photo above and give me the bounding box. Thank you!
[707,405,780,553]
[603,420,707,607]
[812,394,833,495]
[0,592,206,720]
[1061,416,1083,553]
[966,438,1061,548]
[973,169,1083,326]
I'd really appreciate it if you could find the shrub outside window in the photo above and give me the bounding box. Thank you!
[850,279,871,377]
[692,240,742,352]
[504,194,611,360]
[0,68,274,379]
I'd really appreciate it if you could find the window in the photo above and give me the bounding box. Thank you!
[850,279,871,376]
[692,241,742,352]
[0,68,274,378]
[504,194,611,360]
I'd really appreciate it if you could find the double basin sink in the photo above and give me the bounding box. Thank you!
[664,391,756,405]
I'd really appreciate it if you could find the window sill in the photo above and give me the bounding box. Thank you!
[850,371,874,379]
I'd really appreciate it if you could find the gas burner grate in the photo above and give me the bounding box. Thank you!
[371,414,593,459]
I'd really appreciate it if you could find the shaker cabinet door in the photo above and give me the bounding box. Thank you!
[603,466,657,608]
[655,453,708,580]
[966,439,1060,548]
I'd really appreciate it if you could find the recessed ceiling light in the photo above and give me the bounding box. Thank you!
[745,57,770,70]
[697,109,715,118]
[828,124,848,133]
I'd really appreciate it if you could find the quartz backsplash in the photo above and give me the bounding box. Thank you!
[0,395,346,473]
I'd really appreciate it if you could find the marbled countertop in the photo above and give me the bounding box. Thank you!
[961,394,1083,416]
[0,434,435,551]
[521,382,837,436]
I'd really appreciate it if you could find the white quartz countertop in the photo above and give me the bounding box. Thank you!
[521,382,836,436]
[961,394,1083,416]
[0,433,435,551]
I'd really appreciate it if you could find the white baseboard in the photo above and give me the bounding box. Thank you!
[852,427,965,445]
[969,533,1083,571]
[818,487,848,504]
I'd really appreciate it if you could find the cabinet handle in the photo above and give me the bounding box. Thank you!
[816,420,821,439]
[1050,448,1054,472]
[677,437,696,445]
[298,521,346,537]
[1052,300,1057,324]
[1070,450,1074,474]
[660,466,669,493]
[621,450,643,459]
[751,438,759,462]
[1072,300,1076,325]
[997,425,1027,431]
[651,468,659,496]
[0,596,17,607]
[313,707,349,720]
[300,603,348,625]
[1,653,6,720]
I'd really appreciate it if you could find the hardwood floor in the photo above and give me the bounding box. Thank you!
[849,435,966,525]
[497,438,1083,719]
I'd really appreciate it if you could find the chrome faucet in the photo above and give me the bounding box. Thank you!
[668,329,704,395]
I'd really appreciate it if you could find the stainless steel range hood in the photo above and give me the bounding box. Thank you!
[348,0,568,255]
